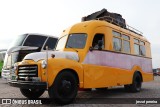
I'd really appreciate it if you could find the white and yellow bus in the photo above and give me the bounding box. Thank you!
[9,17,153,104]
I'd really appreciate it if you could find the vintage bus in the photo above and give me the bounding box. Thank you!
[9,18,153,104]
[2,33,57,80]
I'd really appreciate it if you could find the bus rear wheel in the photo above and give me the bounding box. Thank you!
[124,73,142,92]
[48,71,78,104]
[20,88,45,98]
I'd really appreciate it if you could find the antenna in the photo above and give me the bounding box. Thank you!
[46,46,49,89]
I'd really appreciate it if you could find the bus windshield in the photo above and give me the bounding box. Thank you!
[23,35,47,48]
[66,34,87,49]
[56,34,87,50]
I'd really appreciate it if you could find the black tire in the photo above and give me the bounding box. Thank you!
[20,88,45,99]
[124,85,131,92]
[48,71,78,104]
[124,73,142,92]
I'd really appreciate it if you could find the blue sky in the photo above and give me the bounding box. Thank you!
[0,0,159,68]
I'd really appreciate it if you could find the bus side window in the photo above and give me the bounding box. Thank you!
[140,41,146,56]
[134,39,146,56]
[112,31,121,51]
[43,37,57,50]
[134,39,140,55]
[92,34,105,50]
[122,35,130,53]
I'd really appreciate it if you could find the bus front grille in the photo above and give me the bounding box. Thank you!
[18,65,38,81]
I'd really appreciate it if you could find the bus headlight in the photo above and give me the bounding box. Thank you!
[41,60,47,69]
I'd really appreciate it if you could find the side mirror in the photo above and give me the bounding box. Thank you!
[98,40,103,50]
[89,47,93,51]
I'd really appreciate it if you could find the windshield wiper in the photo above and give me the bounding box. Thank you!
[66,45,78,52]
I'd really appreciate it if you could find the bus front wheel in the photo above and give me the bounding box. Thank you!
[48,71,78,104]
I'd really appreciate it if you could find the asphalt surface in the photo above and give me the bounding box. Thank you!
[0,76,160,107]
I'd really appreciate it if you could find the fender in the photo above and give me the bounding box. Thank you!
[42,58,84,88]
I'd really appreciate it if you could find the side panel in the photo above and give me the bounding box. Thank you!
[83,64,118,88]
[83,50,153,88]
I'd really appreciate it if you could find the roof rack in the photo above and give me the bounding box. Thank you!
[126,25,143,36]
[96,15,143,36]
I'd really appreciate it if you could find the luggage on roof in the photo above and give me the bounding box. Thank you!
[82,8,126,28]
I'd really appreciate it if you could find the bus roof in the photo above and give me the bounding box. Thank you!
[66,20,149,43]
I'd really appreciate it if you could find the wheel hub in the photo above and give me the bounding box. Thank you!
[61,80,72,95]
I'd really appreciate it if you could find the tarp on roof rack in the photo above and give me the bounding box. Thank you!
[82,8,126,28]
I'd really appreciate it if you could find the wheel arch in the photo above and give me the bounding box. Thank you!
[47,58,83,88]
[57,68,80,87]
[131,65,143,82]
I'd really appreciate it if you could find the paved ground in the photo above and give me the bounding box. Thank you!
[0,76,160,107]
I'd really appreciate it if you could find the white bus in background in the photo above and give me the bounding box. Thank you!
[0,49,7,76]
[0,49,7,61]
[2,33,58,80]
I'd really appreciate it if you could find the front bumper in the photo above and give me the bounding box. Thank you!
[9,80,47,89]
